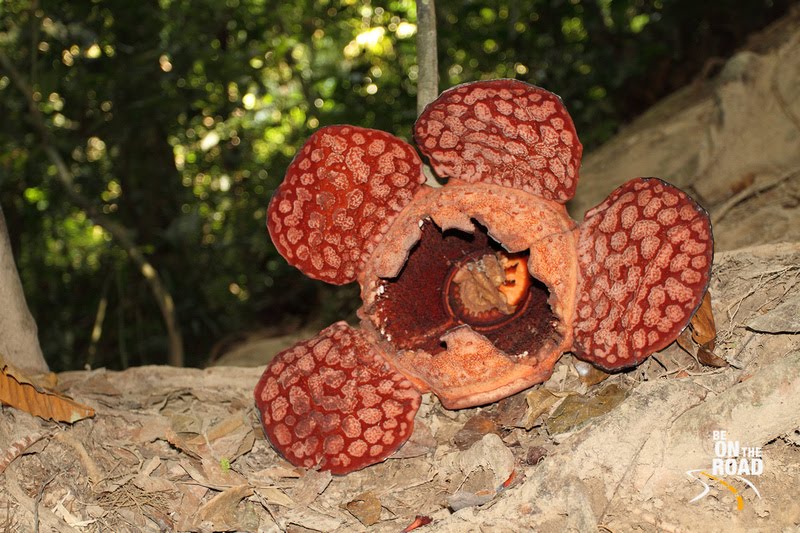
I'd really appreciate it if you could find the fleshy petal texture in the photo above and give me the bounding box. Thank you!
[267,125,426,284]
[414,79,582,203]
[574,178,713,370]
[359,182,578,408]
[254,322,421,475]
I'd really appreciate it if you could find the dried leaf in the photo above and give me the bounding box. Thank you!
[200,456,248,486]
[190,484,254,532]
[176,485,208,531]
[254,486,294,507]
[54,500,96,527]
[250,465,302,482]
[169,413,254,464]
[133,456,177,493]
[453,414,500,450]
[547,384,626,435]
[676,328,695,355]
[54,432,103,484]
[179,458,247,490]
[346,491,382,526]
[524,388,559,429]
[493,390,530,428]
[676,293,727,368]
[573,360,610,386]
[0,357,94,423]
[525,446,548,466]
[133,414,172,443]
[690,290,717,346]
[196,413,255,460]
[34,372,59,390]
[289,469,332,508]
[697,344,729,368]
[171,413,203,434]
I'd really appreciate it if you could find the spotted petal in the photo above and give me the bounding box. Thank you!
[267,126,426,284]
[253,322,421,475]
[414,79,582,202]
[574,178,713,370]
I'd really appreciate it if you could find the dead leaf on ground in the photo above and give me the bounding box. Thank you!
[290,469,332,508]
[166,412,254,465]
[692,290,725,366]
[453,413,500,450]
[250,465,302,483]
[254,486,294,507]
[179,457,248,490]
[697,343,729,367]
[131,413,172,444]
[691,290,718,346]
[346,491,382,526]
[187,484,256,532]
[186,413,255,461]
[176,485,208,530]
[524,388,559,429]
[0,356,94,423]
[133,456,179,493]
[54,499,96,528]
[573,360,611,386]
[493,390,530,428]
[547,384,627,435]
[525,446,548,466]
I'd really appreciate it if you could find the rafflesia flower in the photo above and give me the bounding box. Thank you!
[255,79,713,475]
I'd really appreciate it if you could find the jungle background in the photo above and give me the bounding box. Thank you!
[0,0,794,372]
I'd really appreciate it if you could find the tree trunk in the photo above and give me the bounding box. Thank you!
[0,204,48,373]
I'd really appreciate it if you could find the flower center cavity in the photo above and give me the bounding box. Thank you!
[447,251,531,327]
[369,220,560,357]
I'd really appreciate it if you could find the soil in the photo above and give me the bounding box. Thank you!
[2,7,800,533]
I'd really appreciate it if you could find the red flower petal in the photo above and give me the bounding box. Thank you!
[414,79,582,203]
[254,322,421,475]
[267,125,425,285]
[574,178,714,370]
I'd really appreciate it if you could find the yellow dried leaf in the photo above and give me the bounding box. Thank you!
[0,356,94,423]
[346,491,382,526]
[690,290,717,347]
[678,290,726,367]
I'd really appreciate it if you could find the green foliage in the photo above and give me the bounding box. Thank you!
[0,0,789,370]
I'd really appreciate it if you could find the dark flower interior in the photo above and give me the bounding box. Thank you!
[372,220,561,357]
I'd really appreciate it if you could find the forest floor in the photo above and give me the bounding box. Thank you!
[2,7,800,533]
